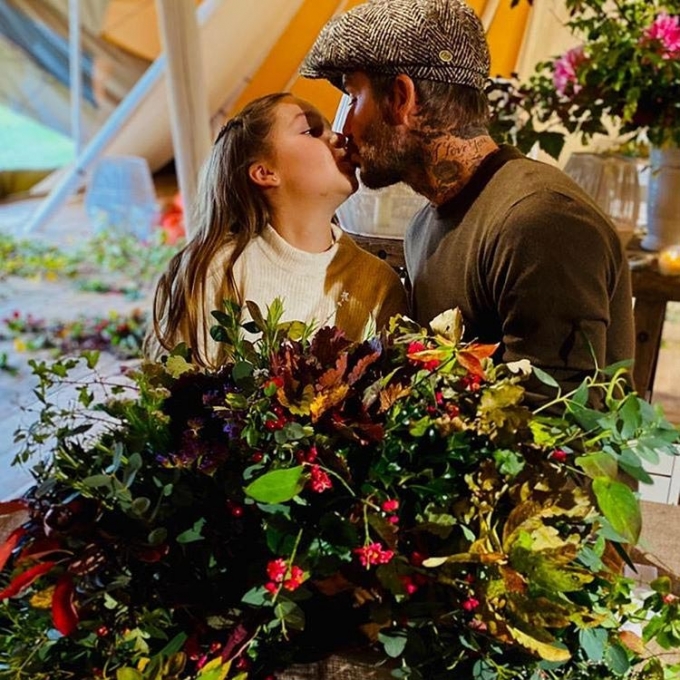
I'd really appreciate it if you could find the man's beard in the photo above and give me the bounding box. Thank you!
[358,118,422,190]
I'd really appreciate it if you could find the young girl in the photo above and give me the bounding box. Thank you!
[147,92,408,368]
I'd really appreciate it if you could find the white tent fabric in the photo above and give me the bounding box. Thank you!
[0,0,150,139]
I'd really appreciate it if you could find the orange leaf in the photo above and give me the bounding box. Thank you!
[467,343,500,359]
[457,351,485,378]
[619,629,646,655]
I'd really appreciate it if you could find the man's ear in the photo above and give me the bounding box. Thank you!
[248,161,279,188]
[388,74,419,126]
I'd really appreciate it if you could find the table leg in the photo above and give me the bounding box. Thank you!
[633,297,667,401]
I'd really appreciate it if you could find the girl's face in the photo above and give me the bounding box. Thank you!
[263,97,358,201]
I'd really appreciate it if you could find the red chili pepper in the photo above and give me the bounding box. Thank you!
[0,560,56,599]
[52,574,78,636]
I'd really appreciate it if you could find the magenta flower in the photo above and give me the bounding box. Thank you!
[552,46,586,95]
[644,12,680,58]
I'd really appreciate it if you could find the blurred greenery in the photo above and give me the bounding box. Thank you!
[0,105,74,171]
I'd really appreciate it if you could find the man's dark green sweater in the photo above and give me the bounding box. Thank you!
[404,145,635,402]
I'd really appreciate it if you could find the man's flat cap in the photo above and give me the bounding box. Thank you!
[300,0,490,91]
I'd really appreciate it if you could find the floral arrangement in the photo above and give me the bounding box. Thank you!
[522,0,680,149]
[1,308,148,360]
[1,301,680,680]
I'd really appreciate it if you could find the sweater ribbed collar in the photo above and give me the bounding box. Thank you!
[255,224,341,273]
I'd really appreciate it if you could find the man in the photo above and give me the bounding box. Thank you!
[300,0,635,401]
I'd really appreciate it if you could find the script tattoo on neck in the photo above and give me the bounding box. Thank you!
[411,123,496,204]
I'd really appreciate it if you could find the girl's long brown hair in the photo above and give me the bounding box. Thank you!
[145,92,290,367]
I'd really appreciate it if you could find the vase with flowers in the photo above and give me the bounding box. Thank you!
[522,0,680,250]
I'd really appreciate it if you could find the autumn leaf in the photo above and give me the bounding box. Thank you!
[310,384,349,422]
[508,624,571,661]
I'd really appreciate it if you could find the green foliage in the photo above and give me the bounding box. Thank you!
[1,304,679,679]
[521,0,680,150]
[0,229,181,296]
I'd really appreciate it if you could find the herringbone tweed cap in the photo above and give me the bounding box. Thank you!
[300,0,490,90]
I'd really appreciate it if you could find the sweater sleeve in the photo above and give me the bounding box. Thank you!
[488,189,634,397]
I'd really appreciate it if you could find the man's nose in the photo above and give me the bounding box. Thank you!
[341,113,353,138]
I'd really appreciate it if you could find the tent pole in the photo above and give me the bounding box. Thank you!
[21,57,166,236]
[68,0,83,155]
[155,0,212,236]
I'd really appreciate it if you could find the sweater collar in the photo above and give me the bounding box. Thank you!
[436,145,524,218]
[257,224,341,272]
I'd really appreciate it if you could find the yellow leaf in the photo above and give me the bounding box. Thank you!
[309,384,349,421]
[165,355,195,379]
[196,656,231,680]
[379,383,411,412]
[283,383,315,417]
[508,625,571,661]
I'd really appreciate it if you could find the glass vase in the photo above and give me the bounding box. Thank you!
[641,145,680,251]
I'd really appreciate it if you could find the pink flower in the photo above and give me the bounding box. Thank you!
[354,542,395,567]
[644,12,680,58]
[553,46,585,95]
[308,465,332,493]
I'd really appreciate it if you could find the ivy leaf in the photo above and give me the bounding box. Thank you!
[378,630,408,658]
[605,642,630,676]
[532,367,559,388]
[592,477,641,544]
[244,467,306,504]
[232,361,254,384]
[579,627,608,661]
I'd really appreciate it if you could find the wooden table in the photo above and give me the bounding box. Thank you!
[629,250,680,401]
[350,233,680,402]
